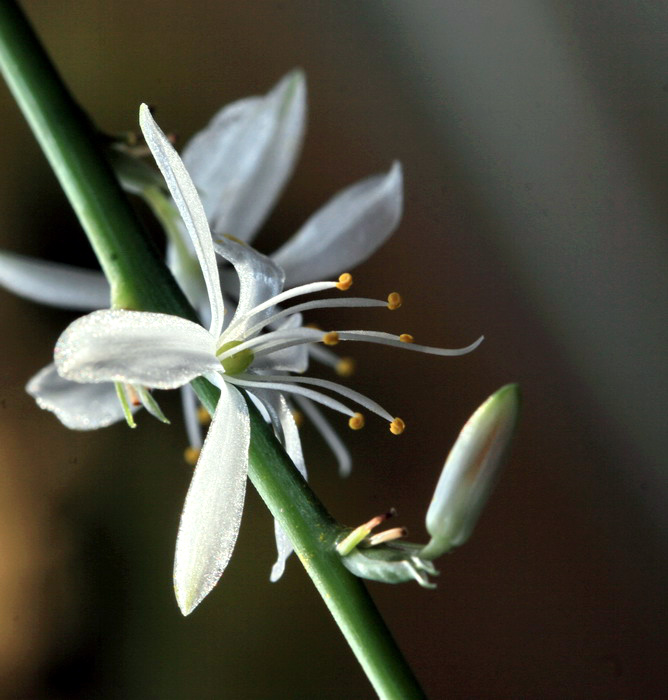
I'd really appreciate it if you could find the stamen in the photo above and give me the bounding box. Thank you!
[293,396,352,478]
[387,292,402,310]
[336,331,484,356]
[234,280,343,331]
[184,446,201,466]
[197,405,211,425]
[126,385,141,407]
[336,510,395,555]
[322,331,340,346]
[367,527,408,546]
[244,297,386,339]
[348,412,365,430]
[390,417,406,435]
[240,374,394,423]
[292,409,304,427]
[306,322,321,330]
[399,333,414,343]
[336,357,356,377]
[336,273,353,291]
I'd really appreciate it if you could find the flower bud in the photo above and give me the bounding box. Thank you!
[420,384,520,559]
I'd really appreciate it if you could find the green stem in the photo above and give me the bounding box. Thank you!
[0,3,425,698]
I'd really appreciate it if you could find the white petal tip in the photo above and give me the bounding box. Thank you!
[269,563,285,583]
[175,587,198,616]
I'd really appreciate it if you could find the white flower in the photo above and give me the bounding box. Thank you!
[46,105,481,614]
[0,71,403,476]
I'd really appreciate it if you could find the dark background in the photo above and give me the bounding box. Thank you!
[1,2,667,698]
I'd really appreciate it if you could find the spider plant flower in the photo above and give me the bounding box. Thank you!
[0,71,403,477]
[338,385,520,586]
[44,105,481,614]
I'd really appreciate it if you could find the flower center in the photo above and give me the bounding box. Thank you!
[216,340,255,375]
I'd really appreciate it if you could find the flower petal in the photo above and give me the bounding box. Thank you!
[0,250,109,310]
[182,70,306,243]
[173,383,250,614]
[270,395,307,582]
[139,105,225,337]
[272,162,403,287]
[213,236,284,336]
[55,309,219,389]
[26,363,130,430]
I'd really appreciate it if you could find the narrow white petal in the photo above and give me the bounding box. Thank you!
[182,70,306,242]
[0,250,109,310]
[294,396,352,477]
[270,395,307,581]
[174,383,250,614]
[213,236,284,335]
[139,105,225,337]
[26,364,129,430]
[273,162,403,287]
[55,309,219,389]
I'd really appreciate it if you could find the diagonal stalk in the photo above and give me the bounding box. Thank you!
[0,2,425,698]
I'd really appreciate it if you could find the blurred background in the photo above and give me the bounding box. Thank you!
[1,1,667,697]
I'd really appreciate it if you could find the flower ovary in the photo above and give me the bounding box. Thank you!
[217,340,255,375]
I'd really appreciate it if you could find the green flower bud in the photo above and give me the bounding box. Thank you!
[420,384,520,559]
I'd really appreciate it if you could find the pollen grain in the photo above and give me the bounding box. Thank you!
[322,331,340,346]
[336,273,353,291]
[389,417,406,435]
[184,446,201,466]
[336,356,356,377]
[387,292,402,310]
[348,412,365,430]
[197,405,211,425]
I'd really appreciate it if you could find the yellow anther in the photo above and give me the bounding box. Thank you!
[399,333,414,343]
[336,356,356,377]
[292,410,304,428]
[184,446,201,466]
[389,417,405,435]
[387,292,402,310]
[322,331,340,346]
[305,322,321,330]
[197,405,211,426]
[336,273,353,291]
[348,412,365,430]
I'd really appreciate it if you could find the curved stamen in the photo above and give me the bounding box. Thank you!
[225,375,356,418]
[244,297,387,339]
[241,373,394,423]
[226,280,343,335]
[216,327,322,360]
[335,331,485,356]
[293,396,352,477]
